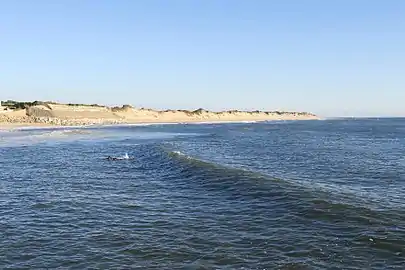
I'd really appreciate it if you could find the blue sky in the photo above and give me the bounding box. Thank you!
[1,0,404,117]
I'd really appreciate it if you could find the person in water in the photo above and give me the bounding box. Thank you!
[106,153,133,161]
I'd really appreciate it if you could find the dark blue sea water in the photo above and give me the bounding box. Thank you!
[1,118,404,269]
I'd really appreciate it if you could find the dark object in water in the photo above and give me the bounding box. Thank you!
[106,154,134,161]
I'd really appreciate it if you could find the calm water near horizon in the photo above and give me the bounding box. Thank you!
[1,118,404,269]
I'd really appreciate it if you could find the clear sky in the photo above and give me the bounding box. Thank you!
[1,0,404,117]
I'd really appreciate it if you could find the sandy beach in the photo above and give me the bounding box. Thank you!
[0,103,319,130]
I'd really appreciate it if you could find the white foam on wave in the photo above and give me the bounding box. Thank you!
[122,131,201,140]
[30,129,92,138]
[99,122,182,128]
[93,120,266,128]
[10,124,91,131]
[171,150,195,160]
[173,150,185,156]
[0,128,95,147]
[182,120,263,125]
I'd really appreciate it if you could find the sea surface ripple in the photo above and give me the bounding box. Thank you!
[1,118,404,269]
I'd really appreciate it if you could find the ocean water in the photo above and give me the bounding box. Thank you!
[0,118,404,269]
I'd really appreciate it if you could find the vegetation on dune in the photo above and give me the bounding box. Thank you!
[177,109,195,116]
[159,108,208,116]
[1,100,316,117]
[111,104,133,112]
[1,100,54,110]
[66,103,104,107]
[191,108,207,115]
[1,100,105,109]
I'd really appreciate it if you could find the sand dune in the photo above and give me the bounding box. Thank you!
[0,103,319,127]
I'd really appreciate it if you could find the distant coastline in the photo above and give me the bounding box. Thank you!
[0,100,319,129]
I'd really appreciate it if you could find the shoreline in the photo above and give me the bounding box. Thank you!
[0,102,320,130]
[0,122,53,130]
[0,118,319,131]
